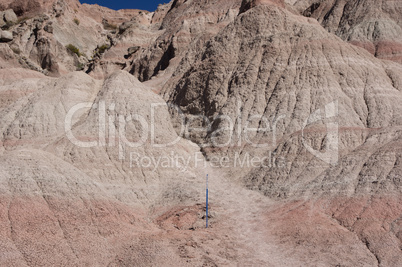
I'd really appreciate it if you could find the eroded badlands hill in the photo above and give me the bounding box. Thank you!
[0,0,401,266]
[286,0,402,63]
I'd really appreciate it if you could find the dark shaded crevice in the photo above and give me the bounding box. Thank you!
[36,38,59,75]
[239,0,254,15]
[303,2,321,17]
[362,238,381,266]
[323,4,336,21]
[130,61,151,82]
[85,64,94,74]
[167,0,183,14]
[153,42,176,77]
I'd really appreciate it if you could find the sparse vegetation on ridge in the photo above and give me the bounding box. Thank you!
[66,44,82,57]
[102,21,118,31]
[98,44,110,54]
[76,62,85,71]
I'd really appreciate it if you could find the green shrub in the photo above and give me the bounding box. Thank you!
[66,44,81,57]
[98,44,110,54]
[76,62,85,71]
[73,18,80,25]
[103,22,117,31]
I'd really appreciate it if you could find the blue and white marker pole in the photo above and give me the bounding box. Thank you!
[206,174,209,228]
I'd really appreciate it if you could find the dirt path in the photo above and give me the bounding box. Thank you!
[203,165,300,266]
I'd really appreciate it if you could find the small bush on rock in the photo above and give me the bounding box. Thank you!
[98,44,110,54]
[103,22,117,30]
[66,44,81,57]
